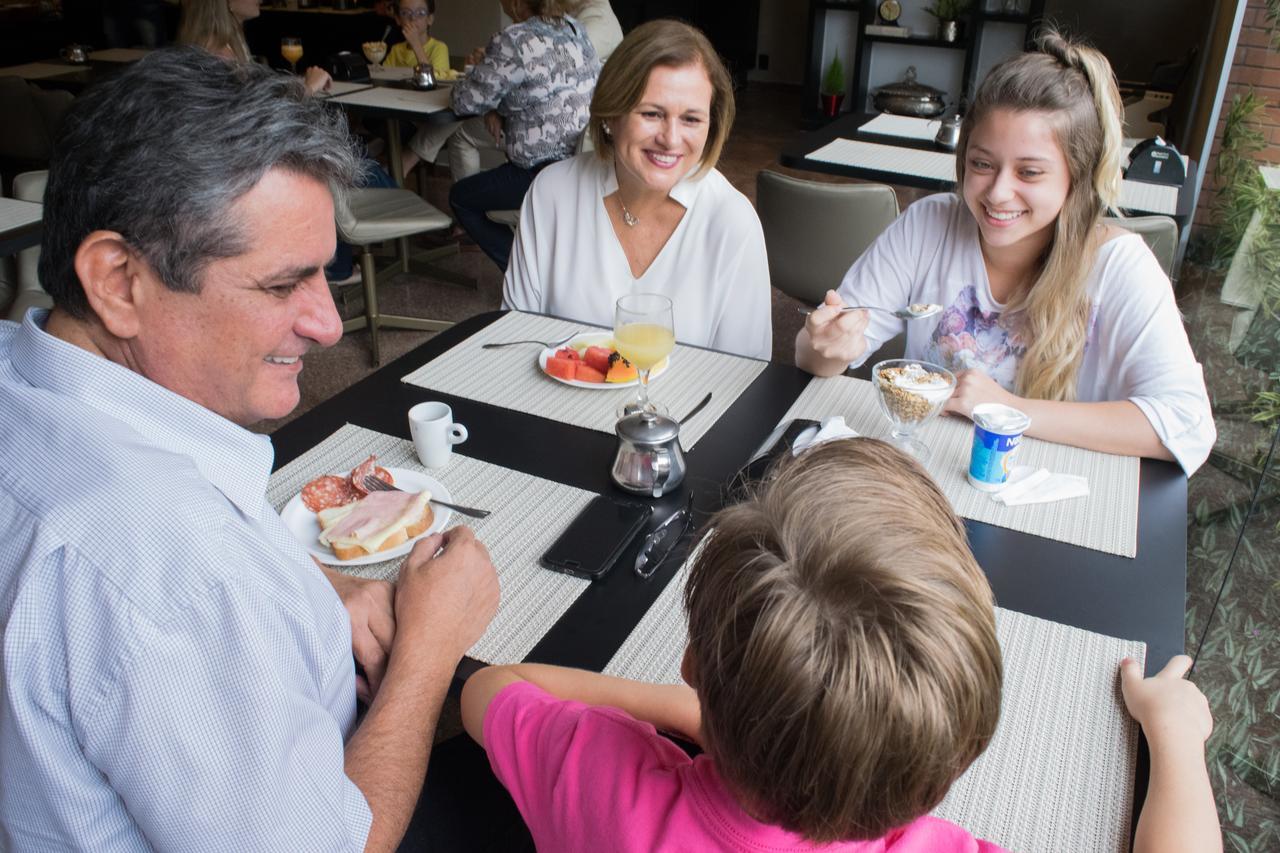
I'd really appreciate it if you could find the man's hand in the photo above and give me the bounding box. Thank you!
[1120,656,1213,748]
[303,66,332,95]
[484,111,504,142]
[943,369,1019,419]
[466,46,486,66]
[321,564,396,704]
[799,290,868,371]
[394,526,499,662]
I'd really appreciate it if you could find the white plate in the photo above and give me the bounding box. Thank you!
[537,332,672,389]
[279,467,453,566]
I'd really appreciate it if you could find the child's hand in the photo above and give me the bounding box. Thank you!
[1120,655,1213,749]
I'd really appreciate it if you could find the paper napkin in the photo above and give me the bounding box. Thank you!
[792,416,860,455]
[991,466,1090,506]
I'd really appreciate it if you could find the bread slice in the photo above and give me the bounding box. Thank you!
[317,489,434,560]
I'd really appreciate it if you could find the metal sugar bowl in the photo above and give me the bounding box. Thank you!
[611,411,686,498]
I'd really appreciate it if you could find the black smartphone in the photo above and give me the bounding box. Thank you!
[540,496,653,581]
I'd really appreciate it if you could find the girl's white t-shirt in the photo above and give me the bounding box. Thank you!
[837,193,1215,474]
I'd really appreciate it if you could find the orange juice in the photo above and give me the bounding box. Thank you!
[614,323,675,371]
[281,44,303,65]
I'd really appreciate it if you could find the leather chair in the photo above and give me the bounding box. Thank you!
[0,78,73,173]
[334,187,466,365]
[756,170,899,307]
[1102,214,1178,279]
[4,170,52,321]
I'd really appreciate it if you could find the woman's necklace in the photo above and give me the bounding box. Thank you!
[619,196,639,227]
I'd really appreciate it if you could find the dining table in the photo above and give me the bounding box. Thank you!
[319,68,460,188]
[270,309,1188,850]
[0,197,42,257]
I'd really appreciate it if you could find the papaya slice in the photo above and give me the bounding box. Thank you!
[605,351,638,383]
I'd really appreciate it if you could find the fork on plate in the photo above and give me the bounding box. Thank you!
[363,475,492,519]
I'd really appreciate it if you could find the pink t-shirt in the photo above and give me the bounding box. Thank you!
[484,682,1008,852]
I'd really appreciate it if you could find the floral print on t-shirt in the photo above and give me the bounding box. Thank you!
[925,285,1025,390]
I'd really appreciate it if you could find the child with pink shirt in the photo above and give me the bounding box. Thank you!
[461,438,1221,852]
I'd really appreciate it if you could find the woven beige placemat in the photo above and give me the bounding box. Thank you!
[400,311,766,450]
[604,560,1144,853]
[781,375,1141,557]
[268,424,593,665]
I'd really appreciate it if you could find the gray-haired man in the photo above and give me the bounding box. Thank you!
[0,48,498,851]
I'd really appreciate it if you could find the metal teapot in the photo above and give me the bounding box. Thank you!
[935,113,961,150]
[611,411,686,499]
[411,63,436,89]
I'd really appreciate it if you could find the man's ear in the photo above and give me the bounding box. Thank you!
[73,231,147,340]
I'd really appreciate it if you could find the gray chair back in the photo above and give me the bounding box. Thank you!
[756,170,899,306]
[1102,214,1178,278]
[5,169,51,321]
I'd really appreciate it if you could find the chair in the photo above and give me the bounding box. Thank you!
[1103,214,1178,279]
[334,187,467,365]
[755,170,899,306]
[0,78,73,173]
[4,169,52,321]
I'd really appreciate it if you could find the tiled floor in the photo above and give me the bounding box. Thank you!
[267,81,1280,846]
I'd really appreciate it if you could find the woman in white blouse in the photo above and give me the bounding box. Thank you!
[501,19,772,361]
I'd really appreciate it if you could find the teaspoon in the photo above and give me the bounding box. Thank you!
[796,303,942,320]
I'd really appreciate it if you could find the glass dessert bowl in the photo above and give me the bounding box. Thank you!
[872,359,956,461]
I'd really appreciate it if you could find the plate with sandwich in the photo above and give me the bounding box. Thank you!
[280,466,453,566]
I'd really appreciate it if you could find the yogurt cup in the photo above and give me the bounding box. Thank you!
[967,403,1031,491]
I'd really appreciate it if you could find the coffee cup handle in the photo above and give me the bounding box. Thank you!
[449,423,468,445]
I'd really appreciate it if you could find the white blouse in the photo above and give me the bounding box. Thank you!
[502,153,773,360]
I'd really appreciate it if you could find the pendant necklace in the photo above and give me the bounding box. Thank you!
[618,196,639,227]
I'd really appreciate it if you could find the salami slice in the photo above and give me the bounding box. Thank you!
[302,475,356,512]
[373,466,394,487]
[349,455,379,495]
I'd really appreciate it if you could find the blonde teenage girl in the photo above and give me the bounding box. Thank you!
[796,32,1214,474]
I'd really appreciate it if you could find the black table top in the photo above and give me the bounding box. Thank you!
[781,111,1198,225]
[272,311,1188,672]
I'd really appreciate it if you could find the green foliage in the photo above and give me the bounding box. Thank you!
[1267,0,1280,52]
[1211,90,1269,265]
[925,0,972,20]
[821,51,845,96]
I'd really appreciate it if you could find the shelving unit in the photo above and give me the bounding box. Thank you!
[802,0,1045,128]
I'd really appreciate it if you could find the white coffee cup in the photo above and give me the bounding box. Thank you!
[408,402,468,469]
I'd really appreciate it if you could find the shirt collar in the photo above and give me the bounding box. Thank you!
[601,158,709,210]
[11,309,275,518]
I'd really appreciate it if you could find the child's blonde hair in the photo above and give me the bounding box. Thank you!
[684,438,1002,842]
[956,29,1125,403]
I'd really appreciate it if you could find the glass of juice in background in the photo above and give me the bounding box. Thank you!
[281,37,303,73]
[614,293,675,418]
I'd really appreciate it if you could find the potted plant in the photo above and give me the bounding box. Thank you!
[820,51,846,117]
[925,0,972,42]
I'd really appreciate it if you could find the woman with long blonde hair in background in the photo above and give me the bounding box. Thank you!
[796,31,1214,473]
[177,0,333,93]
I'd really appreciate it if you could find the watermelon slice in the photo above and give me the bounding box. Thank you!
[545,356,577,381]
[582,346,613,375]
[574,362,607,383]
[554,347,581,362]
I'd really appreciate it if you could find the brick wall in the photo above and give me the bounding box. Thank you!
[1195,0,1280,227]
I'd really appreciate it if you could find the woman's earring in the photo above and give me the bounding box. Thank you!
[602,122,611,136]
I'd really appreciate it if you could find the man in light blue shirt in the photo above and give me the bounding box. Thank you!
[0,48,499,851]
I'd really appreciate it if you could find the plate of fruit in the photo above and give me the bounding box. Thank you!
[539,332,671,389]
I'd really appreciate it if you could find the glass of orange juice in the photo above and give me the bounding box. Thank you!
[281,37,303,73]
[614,293,675,418]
